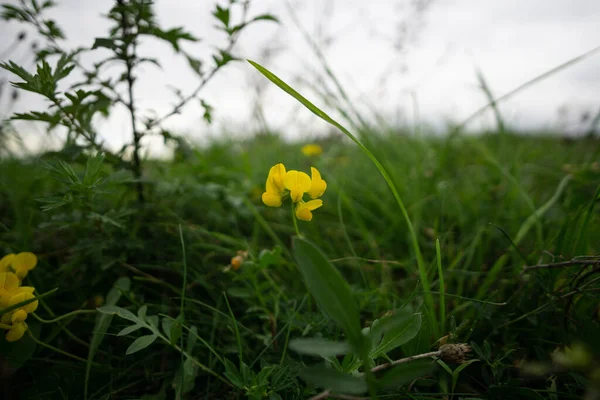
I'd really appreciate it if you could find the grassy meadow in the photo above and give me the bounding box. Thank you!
[1,128,599,399]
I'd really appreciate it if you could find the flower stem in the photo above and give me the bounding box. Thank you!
[291,202,301,237]
[32,309,97,324]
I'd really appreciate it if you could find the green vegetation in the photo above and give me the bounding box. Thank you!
[1,1,599,399]
[1,131,599,399]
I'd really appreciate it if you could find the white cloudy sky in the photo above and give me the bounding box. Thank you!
[1,0,599,155]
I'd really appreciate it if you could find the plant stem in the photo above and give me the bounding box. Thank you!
[32,309,96,323]
[291,201,301,237]
[118,0,144,203]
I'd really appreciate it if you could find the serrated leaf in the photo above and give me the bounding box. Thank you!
[117,324,143,337]
[289,338,350,357]
[299,366,367,394]
[292,237,363,352]
[126,334,158,355]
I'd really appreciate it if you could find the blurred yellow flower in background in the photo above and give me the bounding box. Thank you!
[301,144,322,156]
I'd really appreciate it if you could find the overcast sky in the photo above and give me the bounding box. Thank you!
[1,0,599,155]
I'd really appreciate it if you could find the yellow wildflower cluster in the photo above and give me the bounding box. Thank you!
[261,163,327,221]
[0,253,39,342]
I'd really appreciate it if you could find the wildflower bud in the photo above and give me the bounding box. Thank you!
[93,295,105,308]
[230,255,244,271]
[439,343,472,363]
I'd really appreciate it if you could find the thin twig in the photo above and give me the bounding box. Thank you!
[523,258,600,272]
[308,350,443,400]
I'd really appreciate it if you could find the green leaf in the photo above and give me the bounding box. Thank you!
[92,37,117,50]
[117,324,143,337]
[223,358,245,388]
[292,237,363,352]
[85,277,130,400]
[376,359,435,389]
[126,334,158,355]
[289,338,350,357]
[173,358,198,396]
[299,366,367,394]
[187,326,198,353]
[371,312,422,357]
[170,314,183,346]
[161,317,173,341]
[97,305,139,324]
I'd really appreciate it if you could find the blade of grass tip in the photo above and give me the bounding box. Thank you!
[489,223,528,264]
[456,45,600,131]
[223,292,243,364]
[436,239,446,334]
[247,59,437,337]
[178,224,187,400]
[475,67,506,134]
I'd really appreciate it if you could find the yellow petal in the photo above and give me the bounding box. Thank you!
[9,291,38,314]
[308,167,327,199]
[5,322,27,342]
[1,314,11,324]
[12,252,37,271]
[11,309,28,324]
[295,206,313,221]
[268,163,287,192]
[284,170,311,203]
[262,191,282,207]
[0,272,20,291]
[0,254,15,273]
[295,200,323,221]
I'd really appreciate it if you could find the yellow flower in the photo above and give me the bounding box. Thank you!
[262,163,287,207]
[5,322,27,342]
[0,272,20,308]
[0,254,15,272]
[301,144,323,157]
[260,164,326,221]
[295,200,323,221]
[307,167,327,199]
[268,163,286,192]
[1,288,38,325]
[0,252,37,279]
[284,170,311,203]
